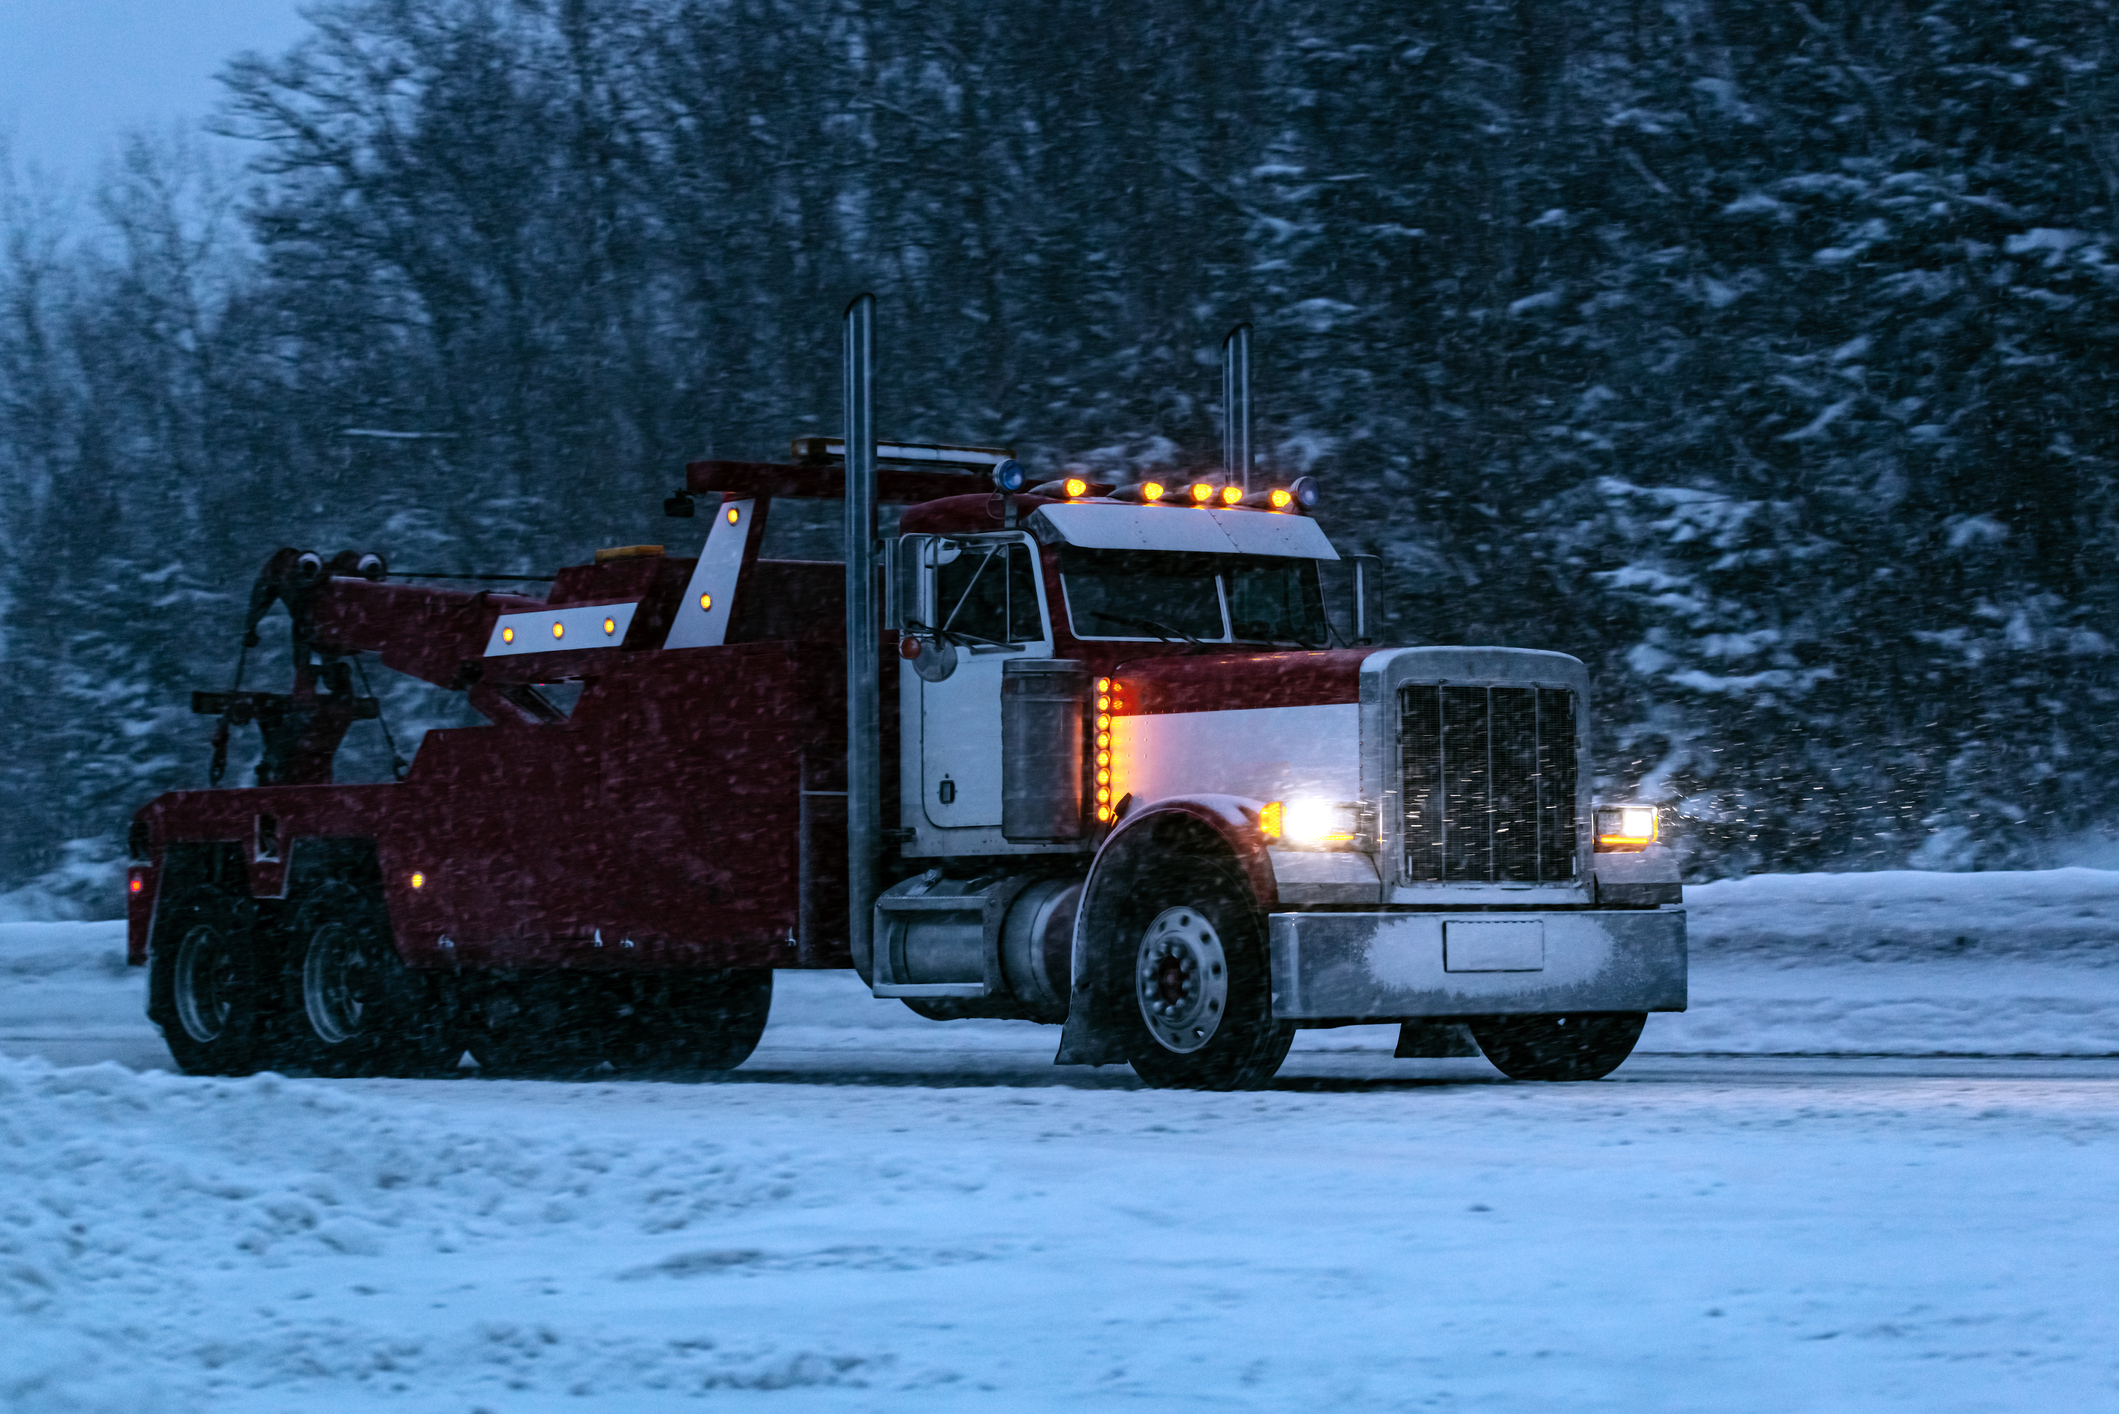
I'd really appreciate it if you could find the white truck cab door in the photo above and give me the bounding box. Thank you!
[912,534,1050,829]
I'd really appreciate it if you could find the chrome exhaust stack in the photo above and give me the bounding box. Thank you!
[844,294,880,981]
[1222,322,1252,495]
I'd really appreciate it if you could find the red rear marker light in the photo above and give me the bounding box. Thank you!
[128,876,144,895]
[899,636,921,659]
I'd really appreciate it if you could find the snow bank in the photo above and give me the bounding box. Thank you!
[1646,868,2119,1055]
[5,1050,2117,1412]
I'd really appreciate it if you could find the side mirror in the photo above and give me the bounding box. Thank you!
[663,489,696,518]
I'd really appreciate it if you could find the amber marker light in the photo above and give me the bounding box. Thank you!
[1259,801,1285,840]
[410,871,426,890]
[1096,677,1111,693]
[1064,476,1089,499]
[501,626,515,644]
[1269,487,1293,510]
[1189,482,1214,505]
[551,621,565,640]
[603,616,617,636]
[1141,481,1165,503]
[1220,484,1243,506]
[726,506,740,525]
[699,593,712,611]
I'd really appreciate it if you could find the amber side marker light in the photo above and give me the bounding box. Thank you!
[410,871,427,890]
[1594,805,1660,852]
[551,621,565,640]
[1259,801,1285,839]
[726,506,741,525]
[698,593,713,611]
[603,616,618,636]
[501,626,516,644]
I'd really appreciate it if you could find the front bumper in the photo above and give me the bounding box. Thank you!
[1268,908,1686,1020]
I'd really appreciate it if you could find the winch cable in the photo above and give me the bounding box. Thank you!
[352,655,409,782]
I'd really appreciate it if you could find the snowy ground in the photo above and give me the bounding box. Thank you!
[5,871,2118,1410]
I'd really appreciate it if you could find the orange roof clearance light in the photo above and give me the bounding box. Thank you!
[501,626,516,644]
[1141,481,1165,503]
[1063,476,1089,499]
[1269,487,1293,510]
[1220,485,1243,506]
[1259,801,1285,840]
[1189,482,1215,505]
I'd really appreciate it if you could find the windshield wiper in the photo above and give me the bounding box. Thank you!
[1089,610,1210,647]
[904,617,1013,649]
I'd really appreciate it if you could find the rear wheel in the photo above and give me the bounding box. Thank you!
[1121,857,1292,1091]
[284,884,461,1077]
[149,886,277,1075]
[1469,1012,1646,1081]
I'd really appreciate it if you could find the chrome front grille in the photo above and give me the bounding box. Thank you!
[1399,684,1578,884]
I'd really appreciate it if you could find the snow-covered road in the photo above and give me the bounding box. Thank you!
[5,870,2119,1411]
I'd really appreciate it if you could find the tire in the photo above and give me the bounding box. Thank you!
[148,885,279,1076]
[283,883,462,1078]
[469,969,772,1079]
[1469,1012,1646,1081]
[1120,855,1293,1091]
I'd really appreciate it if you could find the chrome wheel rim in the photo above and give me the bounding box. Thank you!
[302,922,373,1045]
[173,923,238,1043]
[1136,906,1228,1054]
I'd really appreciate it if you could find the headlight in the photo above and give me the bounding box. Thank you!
[1593,804,1659,852]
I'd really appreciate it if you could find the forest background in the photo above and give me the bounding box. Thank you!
[4,0,2118,916]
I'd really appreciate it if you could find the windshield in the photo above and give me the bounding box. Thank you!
[1058,546,1328,645]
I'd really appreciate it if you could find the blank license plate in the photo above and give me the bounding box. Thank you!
[1442,919,1546,972]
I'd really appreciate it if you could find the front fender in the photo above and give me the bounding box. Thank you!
[1054,795,1275,1066]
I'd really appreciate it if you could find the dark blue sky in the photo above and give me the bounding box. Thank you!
[0,1,308,186]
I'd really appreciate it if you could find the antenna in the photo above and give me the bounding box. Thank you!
[843,293,879,983]
[1222,323,1253,495]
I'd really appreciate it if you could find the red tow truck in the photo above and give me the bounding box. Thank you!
[126,300,1685,1089]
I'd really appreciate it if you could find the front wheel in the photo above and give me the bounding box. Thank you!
[1121,858,1292,1091]
[1468,1012,1646,1081]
